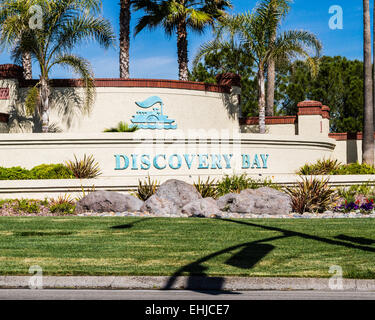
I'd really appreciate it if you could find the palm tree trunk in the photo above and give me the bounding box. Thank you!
[177,21,189,81]
[363,0,374,164]
[258,66,266,134]
[266,58,275,116]
[119,0,131,79]
[266,33,276,116]
[40,77,50,133]
[22,52,32,80]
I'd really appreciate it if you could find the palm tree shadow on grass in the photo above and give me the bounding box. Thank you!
[163,218,375,294]
[163,234,286,294]
[110,218,152,230]
[334,234,375,246]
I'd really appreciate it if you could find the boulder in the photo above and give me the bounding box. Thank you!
[217,187,292,215]
[217,193,239,211]
[182,197,222,218]
[76,191,144,213]
[140,195,180,215]
[217,192,254,213]
[155,179,202,209]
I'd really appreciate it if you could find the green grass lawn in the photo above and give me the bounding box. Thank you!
[0,217,375,279]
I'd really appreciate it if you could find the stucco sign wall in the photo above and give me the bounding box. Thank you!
[0,133,336,183]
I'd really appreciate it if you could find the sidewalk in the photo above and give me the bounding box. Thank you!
[1,276,375,291]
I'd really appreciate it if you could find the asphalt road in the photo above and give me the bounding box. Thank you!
[0,289,374,300]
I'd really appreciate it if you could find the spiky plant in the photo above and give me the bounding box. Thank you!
[65,154,102,179]
[297,158,342,175]
[0,0,114,132]
[286,177,338,214]
[194,176,218,198]
[136,175,159,201]
[49,194,76,214]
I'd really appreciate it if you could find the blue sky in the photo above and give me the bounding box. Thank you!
[0,0,366,79]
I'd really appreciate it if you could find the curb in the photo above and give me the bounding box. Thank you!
[1,276,375,291]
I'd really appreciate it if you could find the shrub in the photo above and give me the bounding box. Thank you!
[194,177,218,198]
[0,166,31,180]
[337,183,375,202]
[65,154,102,179]
[136,175,158,201]
[15,199,41,213]
[104,121,138,132]
[286,177,338,214]
[336,187,356,203]
[0,164,73,180]
[331,162,375,175]
[298,159,375,175]
[49,195,76,214]
[216,174,280,196]
[297,158,342,175]
[216,174,256,196]
[30,164,73,179]
[0,199,11,208]
[49,202,76,214]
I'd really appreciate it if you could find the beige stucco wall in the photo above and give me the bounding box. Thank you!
[332,139,364,164]
[12,86,241,134]
[298,114,325,136]
[0,133,336,181]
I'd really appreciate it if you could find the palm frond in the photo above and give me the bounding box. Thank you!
[50,54,95,115]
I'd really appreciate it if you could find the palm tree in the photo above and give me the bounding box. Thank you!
[266,0,291,116]
[194,4,321,134]
[119,0,131,79]
[0,0,103,80]
[363,0,374,164]
[1,0,114,132]
[0,0,39,79]
[134,0,231,81]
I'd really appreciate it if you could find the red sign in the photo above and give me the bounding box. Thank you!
[0,88,9,100]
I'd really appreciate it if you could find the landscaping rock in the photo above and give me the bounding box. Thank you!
[217,193,253,213]
[216,193,239,211]
[140,195,180,215]
[217,187,292,215]
[155,179,202,208]
[182,197,222,218]
[76,191,144,213]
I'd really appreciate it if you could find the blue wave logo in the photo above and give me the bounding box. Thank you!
[130,96,177,130]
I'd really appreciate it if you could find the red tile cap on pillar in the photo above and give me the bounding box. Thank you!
[322,105,330,119]
[216,73,241,87]
[297,100,323,116]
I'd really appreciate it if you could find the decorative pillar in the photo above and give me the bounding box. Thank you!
[0,64,24,133]
[321,105,331,136]
[216,73,242,119]
[297,100,330,137]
